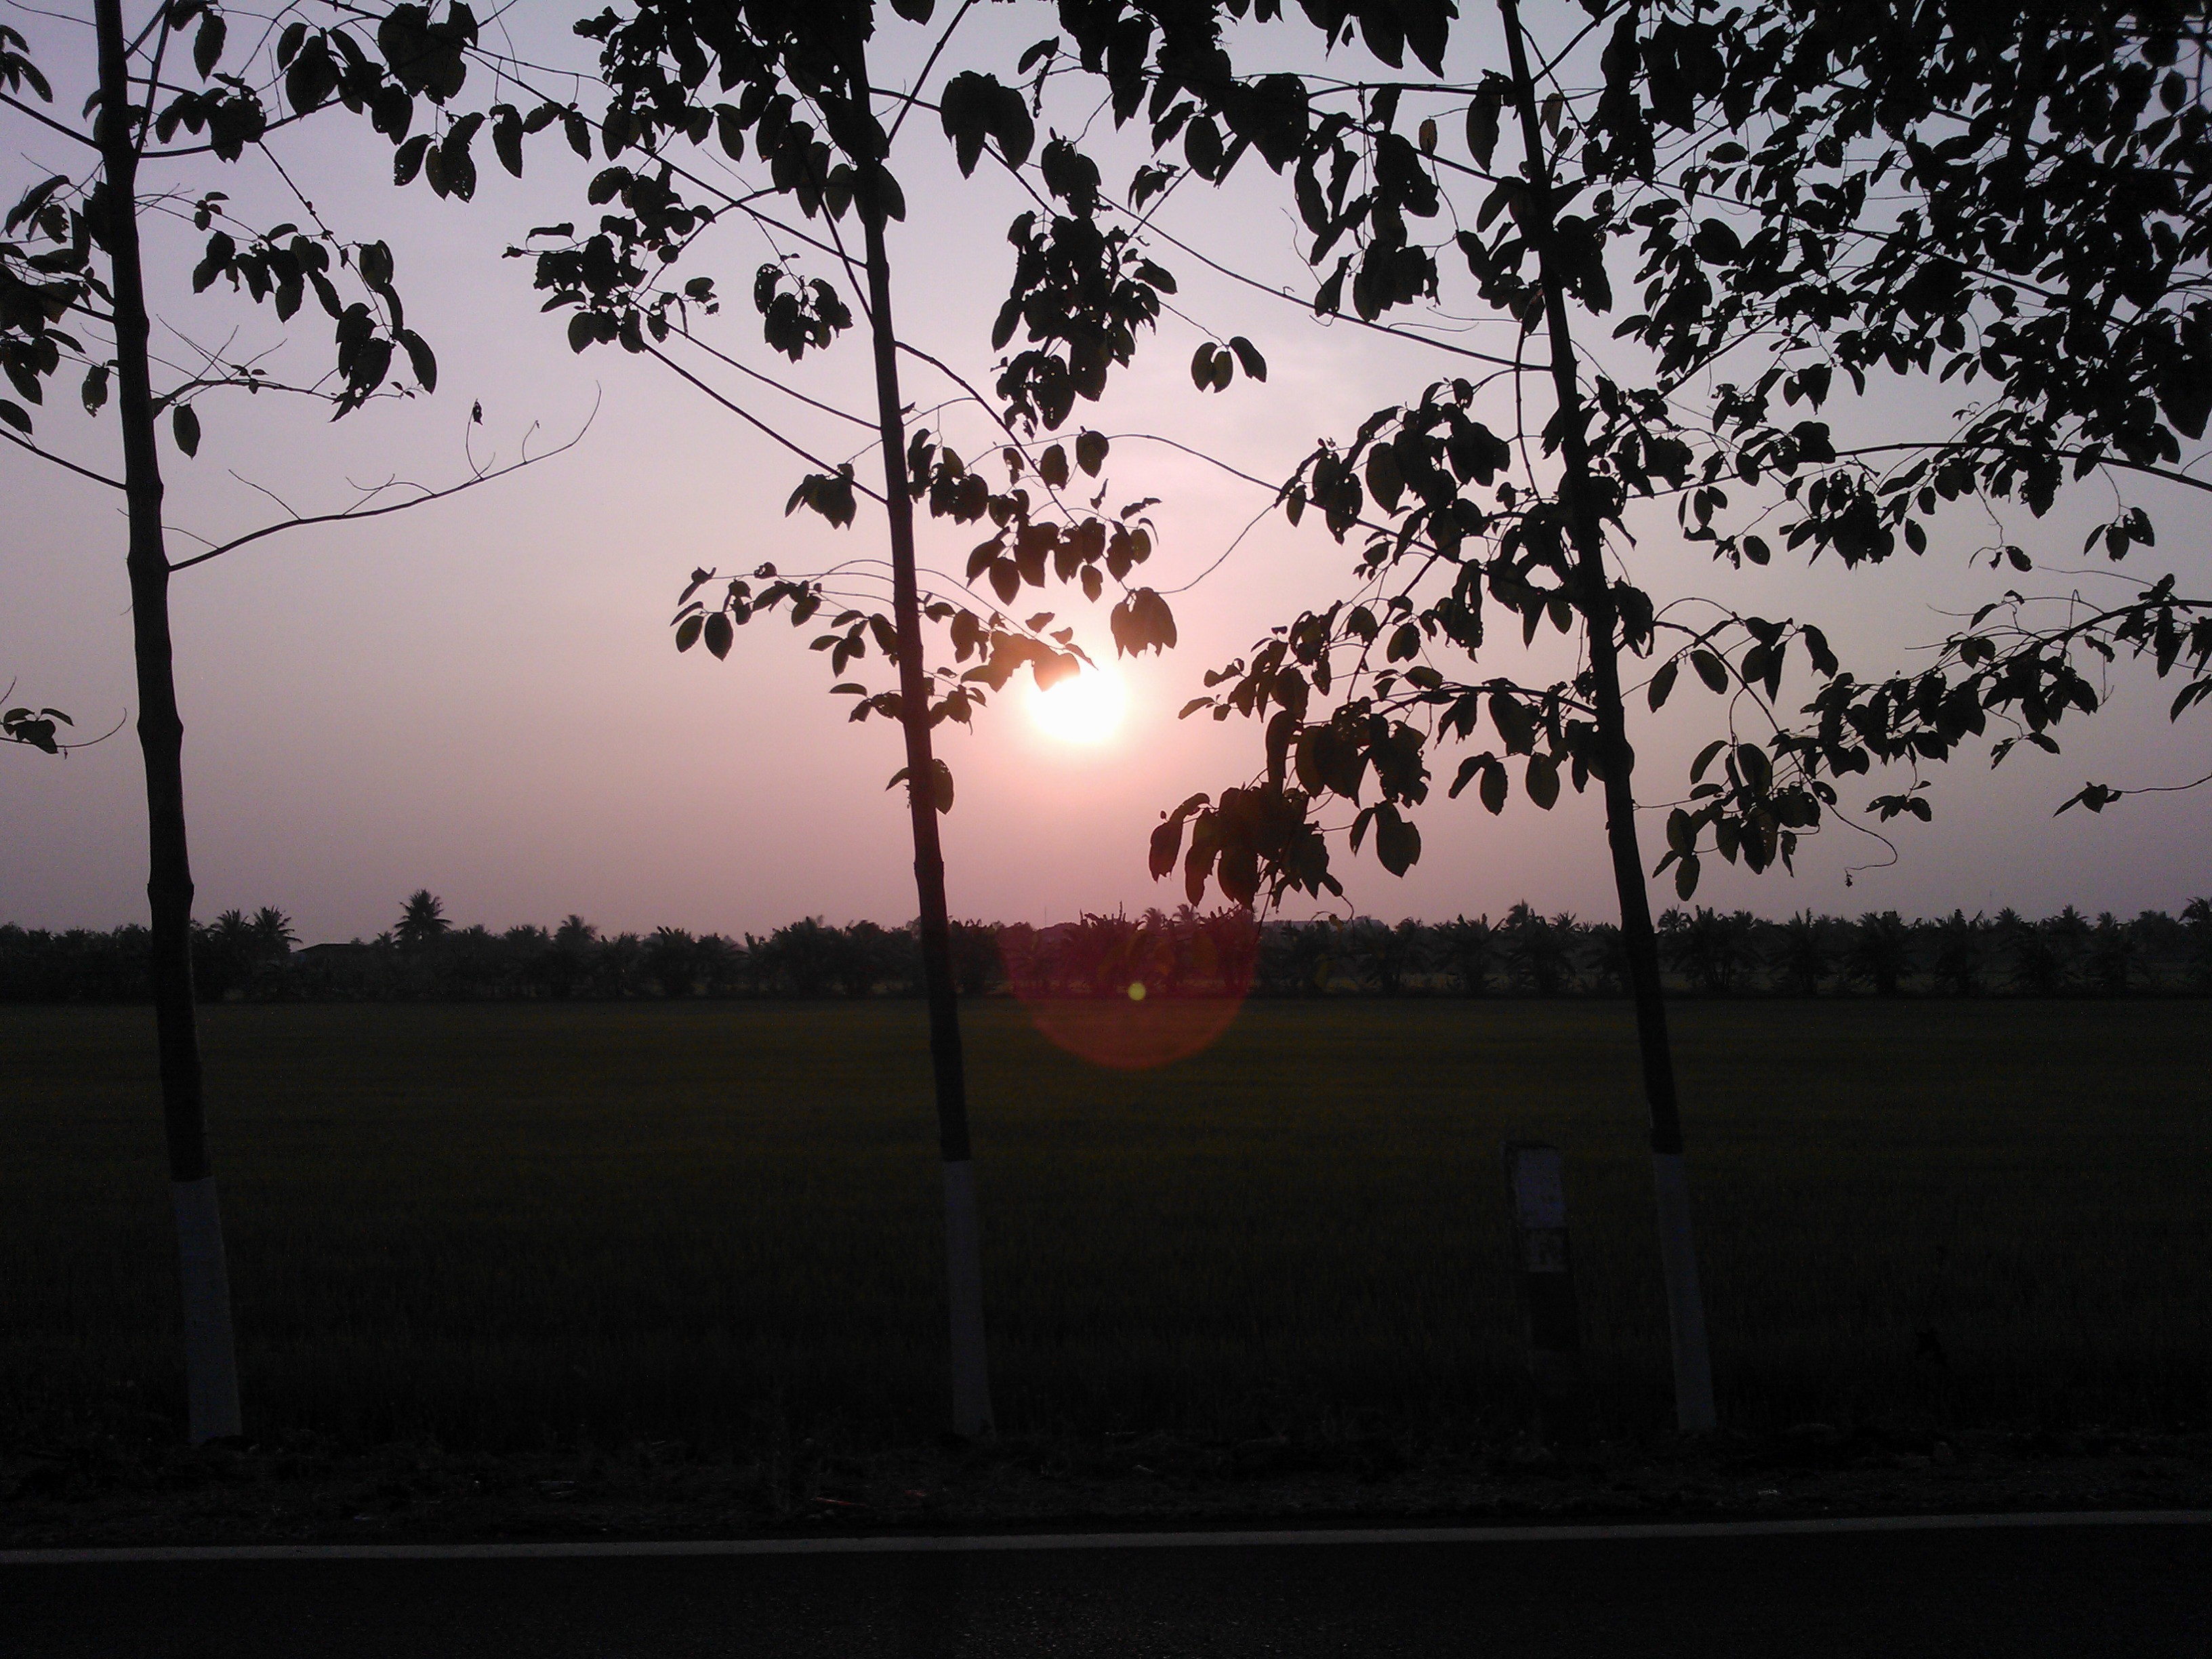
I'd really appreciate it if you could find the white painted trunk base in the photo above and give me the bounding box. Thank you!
[1650,1153,1716,1433]
[940,1159,994,1439]
[170,1176,241,1443]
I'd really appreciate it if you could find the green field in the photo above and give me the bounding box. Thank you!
[1,999,2204,1454]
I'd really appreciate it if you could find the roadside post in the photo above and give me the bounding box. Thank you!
[1504,1142,1585,1439]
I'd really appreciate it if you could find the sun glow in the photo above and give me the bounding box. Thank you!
[1028,668,1127,744]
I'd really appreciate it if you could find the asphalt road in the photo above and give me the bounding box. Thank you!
[5,1519,2206,1658]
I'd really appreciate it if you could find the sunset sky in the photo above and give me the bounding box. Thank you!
[3,5,2205,946]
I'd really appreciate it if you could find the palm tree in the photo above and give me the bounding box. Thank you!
[2045,906,2092,987]
[1845,912,1914,996]
[1928,911,1987,997]
[760,917,838,998]
[696,933,745,997]
[2184,897,2212,990]
[394,890,451,952]
[194,909,258,1002]
[1771,910,1830,997]
[646,926,700,998]
[948,921,1001,997]
[548,914,597,999]
[2087,912,2138,994]
[251,907,296,959]
[2009,920,2064,996]
[1500,902,1574,996]
[1580,921,1629,996]
[1285,919,1338,995]
[1660,907,1757,996]
[596,932,644,998]
[1196,906,1261,993]
[1435,914,1497,996]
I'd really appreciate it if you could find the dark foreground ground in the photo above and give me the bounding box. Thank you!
[5,1422,2207,1550]
[6,1000,2206,1460]
[5,1000,2206,1560]
[7,1519,2207,1658]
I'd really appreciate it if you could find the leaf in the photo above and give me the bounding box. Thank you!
[172,403,200,457]
[1149,813,1187,879]
[1365,444,1404,512]
[1524,753,1559,810]
[192,12,226,78]
[702,611,733,659]
[1674,851,1701,900]
[888,758,956,813]
[1647,659,1678,711]
[80,364,109,414]
[0,400,28,436]
[493,107,524,178]
[1190,342,1218,390]
[1465,86,1502,169]
[1691,649,1728,693]
[1373,804,1421,875]
[1227,336,1267,382]
[988,84,1034,169]
[398,329,436,392]
[674,614,703,652]
[940,71,996,176]
[1184,113,1224,179]
[1076,429,1109,475]
[393,133,432,187]
[1478,759,1507,815]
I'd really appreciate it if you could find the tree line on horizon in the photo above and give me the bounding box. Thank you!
[5,888,2207,1004]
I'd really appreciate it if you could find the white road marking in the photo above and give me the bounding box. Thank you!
[1,1509,2203,1565]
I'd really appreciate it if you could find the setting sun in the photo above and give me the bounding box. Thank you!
[1028,668,1127,744]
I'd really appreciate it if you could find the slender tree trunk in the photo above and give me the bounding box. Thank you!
[1497,0,1716,1432]
[94,0,242,1444]
[848,44,994,1439]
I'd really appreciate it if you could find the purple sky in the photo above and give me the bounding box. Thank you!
[3,5,2206,945]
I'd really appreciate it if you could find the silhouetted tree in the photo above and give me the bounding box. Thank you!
[2184,898,2212,990]
[646,926,699,998]
[1,1,557,1439]
[395,890,451,952]
[1433,914,1497,997]
[1348,917,1427,996]
[1500,903,1576,998]
[1581,921,1630,998]
[1661,908,1759,997]
[1771,910,1832,998]
[1928,912,1988,998]
[1845,913,1914,997]
[2087,913,2140,995]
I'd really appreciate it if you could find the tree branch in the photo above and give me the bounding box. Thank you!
[0,424,127,490]
[641,343,886,499]
[166,403,594,573]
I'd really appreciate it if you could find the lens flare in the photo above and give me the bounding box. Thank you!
[1001,910,1258,1070]
[1028,668,1126,743]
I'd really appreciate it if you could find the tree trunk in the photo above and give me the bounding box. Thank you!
[848,43,994,1439]
[95,0,242,1445]
[1496,0,1717,1433]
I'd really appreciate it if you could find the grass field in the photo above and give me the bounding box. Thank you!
[1,998,2204,1455]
